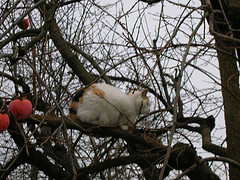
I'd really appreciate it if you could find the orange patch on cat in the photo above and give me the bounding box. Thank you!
[83,89,90,94]
[78,97,84,103]
[90,84,97,89]
[69,101,78,110]
[81,87,91,100]
[69,102,78,120]
[142,96,149,101]
[69,113,77,120]
[91,88,105,98]
[82,85,96,94]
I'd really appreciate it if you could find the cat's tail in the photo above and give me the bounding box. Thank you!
[69,88,85,120]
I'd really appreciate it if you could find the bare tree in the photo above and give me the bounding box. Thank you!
[0,0,239,179]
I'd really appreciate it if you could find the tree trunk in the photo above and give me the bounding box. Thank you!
[206,0,240,179]
[216,38,240,179]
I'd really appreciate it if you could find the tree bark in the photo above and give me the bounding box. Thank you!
[203,0,240,179]
[216,38,240,179]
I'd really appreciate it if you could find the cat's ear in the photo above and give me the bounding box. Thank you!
[141,89,148,97]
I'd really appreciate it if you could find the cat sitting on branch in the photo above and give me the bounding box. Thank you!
[69,83,150,130]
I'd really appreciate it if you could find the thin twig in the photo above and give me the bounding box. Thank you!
[159,13,206,180]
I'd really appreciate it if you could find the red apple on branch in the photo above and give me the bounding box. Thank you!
[9,99,32,120]
[0,113,10,133]
[17,18,29,30]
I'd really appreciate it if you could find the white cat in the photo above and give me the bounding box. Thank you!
[69,83,150,130]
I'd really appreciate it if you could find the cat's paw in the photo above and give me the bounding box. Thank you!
[120,125,129,130]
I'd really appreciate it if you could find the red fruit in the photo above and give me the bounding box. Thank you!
[9,99,32,120]
[17,18,29,30]
[0,113,10,133]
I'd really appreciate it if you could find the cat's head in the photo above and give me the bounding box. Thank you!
[128,89,150,115]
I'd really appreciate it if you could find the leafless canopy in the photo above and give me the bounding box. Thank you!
[1,0,239,179]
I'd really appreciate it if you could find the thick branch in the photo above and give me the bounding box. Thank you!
[68,42,112,84]
[0,150,26,179]
[77,154,162,179]
[27,114,220,179]
[29,114,228,157]
[28,114,165,150]
[139,0,161,5]
[26,148,71,179]
[48,18,93,85]
[178,116,228,156]
[0,71,30,93]
[0,29,41,49]
[202,127,228,157]
[174,156,240,180]
[77,143,220,180]
[170,143,220,180]
[18,27,47,56]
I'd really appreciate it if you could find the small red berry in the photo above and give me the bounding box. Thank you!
[9,99,32,120]
[17,18,29,30]
[0,113,10,133]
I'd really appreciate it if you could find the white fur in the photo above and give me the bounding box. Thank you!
[76,83,150,130]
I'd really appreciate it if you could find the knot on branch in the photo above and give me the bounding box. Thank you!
[177,115,216,132]
[202,115,215,131]
[170,143,198,170]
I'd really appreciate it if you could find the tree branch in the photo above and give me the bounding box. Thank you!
[26,148,72,179]
[26,114,220,179]
[0,29,41,49]
[174,156,240,180]
[67,42,112,84]
[48,18,93,85]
